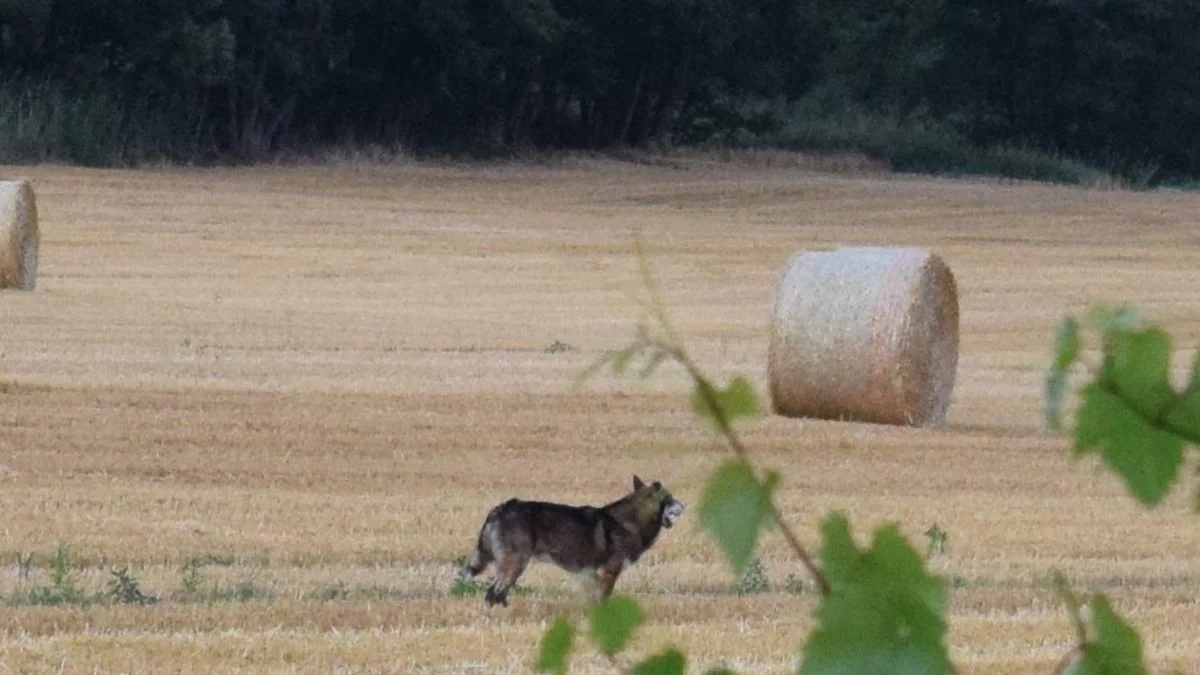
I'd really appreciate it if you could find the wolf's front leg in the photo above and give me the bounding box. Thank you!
[594,565,621,602]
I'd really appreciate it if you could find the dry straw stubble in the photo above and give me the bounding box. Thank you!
[768,247,959,427]
[0,179,39,291]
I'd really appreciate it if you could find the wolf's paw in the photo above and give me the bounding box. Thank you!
[484,586,504,607]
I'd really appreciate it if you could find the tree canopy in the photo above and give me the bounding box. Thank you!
[1,0,1197,179]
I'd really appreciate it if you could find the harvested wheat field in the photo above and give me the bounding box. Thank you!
[2,155,1199,674]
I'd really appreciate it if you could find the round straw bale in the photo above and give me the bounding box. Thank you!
[768,247,958,427]
[0,180,39,291]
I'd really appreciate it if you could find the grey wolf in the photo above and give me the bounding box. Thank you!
[464,476,684,606]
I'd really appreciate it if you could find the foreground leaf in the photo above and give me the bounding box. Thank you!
[1054,317,1081,371]
[1075,384,1185,506]
[1049,570,1087,644]
[1190,349,1200,393]
[700,459,780,574]
[611,344,642,376]
[632,649,686,675]
[590,595,644,656]
[537,618,574,675]
[1046,367,1070,432]
[638,350,669,379]
[1163,347,1200,441]
[1046,317,1081,430]
[800,514,951,675]
[577,349,626,386]
[1164,387,1200,442]
[1101,329,1175,419]
[1086,304,1141,333]
[1063,595,1150,675]
[692,376,760,428]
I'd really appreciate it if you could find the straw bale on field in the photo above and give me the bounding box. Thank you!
[768,247,959,427]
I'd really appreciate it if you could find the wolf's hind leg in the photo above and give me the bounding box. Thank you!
[466,516,499,577]
[465,542,492,577]
[485,553,529,607]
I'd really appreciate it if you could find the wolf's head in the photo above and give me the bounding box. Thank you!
[631,475,685,529]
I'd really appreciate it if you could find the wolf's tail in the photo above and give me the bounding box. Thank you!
[465,501,507,576]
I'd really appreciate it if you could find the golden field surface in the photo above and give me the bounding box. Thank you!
[2,155,1199,674]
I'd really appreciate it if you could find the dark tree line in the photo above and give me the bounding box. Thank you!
[1,0,1198,177]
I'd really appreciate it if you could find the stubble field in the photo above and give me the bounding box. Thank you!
[1,155,1199,674]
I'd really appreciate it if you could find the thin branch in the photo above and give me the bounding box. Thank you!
[1048,570,1089,675]
[628,235,832,597]
[769,501,831,597]
[1049,570,1088,645]
[633,231,683,349]
[650,337,832,597]
[1051,645,1082,675]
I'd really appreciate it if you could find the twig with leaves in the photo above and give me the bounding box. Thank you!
[584,235,830,595]
[542,236,955,675]
[539,245,1176,675]
[1046,303,1200,508]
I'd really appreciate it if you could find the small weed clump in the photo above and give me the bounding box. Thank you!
[8,545,88,607]
[450,555,486,598]
[107,566,158,605]
[731,557,770,595]
[784,572,807,595]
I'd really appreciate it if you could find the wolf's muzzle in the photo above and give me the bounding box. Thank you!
[663,499,685,528]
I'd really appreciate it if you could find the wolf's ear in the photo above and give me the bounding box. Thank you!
[632,475,645,490]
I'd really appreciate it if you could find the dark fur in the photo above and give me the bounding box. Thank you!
[464,476,684,606]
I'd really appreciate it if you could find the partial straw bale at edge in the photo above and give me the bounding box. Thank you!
[0,180,39,291]
[768,247,959,427]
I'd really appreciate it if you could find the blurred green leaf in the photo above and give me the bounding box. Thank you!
[1047,317,1081,431]
[1164,388,1200,442]
[1101,329,1175,419]
[1075,384,1184,506]
[577,350,620,385]
[692,376,760,428]
[1054,317,1081,371]
[611,345,640,376]
[1086,304,1141,333]
[639,350,669,379]
[1046,366,1069,432]
[720,377,760,421]
[632,649,686,675]
[1063,595,1150,675]
[590,595,644,656]
[800,514,951,675]
[700,460,779,574]
[1188,350,1200,393]
[1164,348,1200,441]
[537,618,574,675]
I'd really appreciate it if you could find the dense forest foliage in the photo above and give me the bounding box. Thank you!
[1,0,1198,182]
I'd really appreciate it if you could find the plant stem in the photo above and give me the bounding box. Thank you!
[654,338,832,597]
[630,234,831,597]
[1051,645,1082,675]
